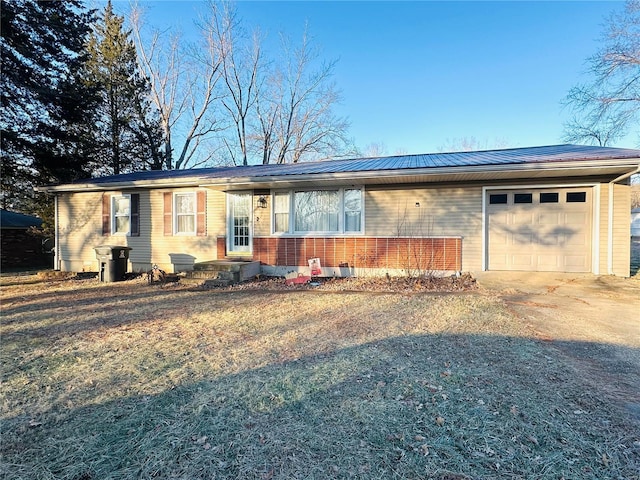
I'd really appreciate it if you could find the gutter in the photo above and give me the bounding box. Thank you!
[54,195,60,270]
[607,165,640,275]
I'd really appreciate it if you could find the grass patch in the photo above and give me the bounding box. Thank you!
[1,277,638,479]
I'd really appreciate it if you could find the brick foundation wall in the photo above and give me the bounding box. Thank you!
[218,236,462,271]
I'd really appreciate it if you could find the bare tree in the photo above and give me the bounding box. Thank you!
[131,2,353,167]
[563,0,640,146]
[437,136,510,152]
[253,72,279,165]
[129,2,225,169]
[254,29,355,164]
[361,142,388,157]
[208,2,262,166]
[563,113,630,146]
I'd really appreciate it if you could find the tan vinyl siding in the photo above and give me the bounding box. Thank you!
[58,192,105,272]
[365,186,483,271]
[57,188,226,273]
[598,183,608,275]
[253,194,271,237]
[598,183,631,276]
[613,184,631,276]
[140,188,225,272]
[614,184,632,276]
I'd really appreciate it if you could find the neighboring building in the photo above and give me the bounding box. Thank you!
[36,144,640,277]
[0,209,51,270]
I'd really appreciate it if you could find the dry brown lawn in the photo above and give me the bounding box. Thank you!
[1,275,638,479]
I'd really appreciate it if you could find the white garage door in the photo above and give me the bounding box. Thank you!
[487,188,592,272]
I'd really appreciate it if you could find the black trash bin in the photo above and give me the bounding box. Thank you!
[94,245,132,282]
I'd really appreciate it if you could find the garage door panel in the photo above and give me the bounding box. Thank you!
[538,213,561,226]
[511,254,535,267]
[512,230,535,246]
[564,212,588,225]
[490,254,508,268]
[490,231,508,246]
[564,255,588,268]
[488,188,592,273]
[565,233,589,247]
[541,232,561,246]
[513,212,535,225]
[537,255,561,268]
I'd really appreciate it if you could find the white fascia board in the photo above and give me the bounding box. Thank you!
[35,179,205,193]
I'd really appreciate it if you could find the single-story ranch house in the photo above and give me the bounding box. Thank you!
[36,144,640,277]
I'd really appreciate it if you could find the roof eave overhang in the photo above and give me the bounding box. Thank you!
[200,160,640,190]
[35,159,640,193]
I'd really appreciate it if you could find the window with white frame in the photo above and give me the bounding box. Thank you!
[273,191,290,233]
[272,188,363,234]
[174,192,196,234]
[112,195,131,235]
[344,189,362,232]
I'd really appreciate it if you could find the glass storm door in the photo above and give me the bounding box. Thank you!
[228,192,252,253]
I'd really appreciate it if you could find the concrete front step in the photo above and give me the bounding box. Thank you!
[182,260,261,285]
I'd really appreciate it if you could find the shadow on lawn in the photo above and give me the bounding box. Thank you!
[0,283,217,341]
[2,332,639,480]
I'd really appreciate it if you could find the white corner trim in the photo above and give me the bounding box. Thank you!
[608,184,614,275]
[593,184,600,275]
[607,167,639,275]
[481,186,488,271]
[54,194,60,271]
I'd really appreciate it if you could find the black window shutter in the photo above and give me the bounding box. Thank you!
[130,194,140,236]
[102,195,111,235]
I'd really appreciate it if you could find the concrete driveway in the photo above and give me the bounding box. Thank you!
[474,271,640,420]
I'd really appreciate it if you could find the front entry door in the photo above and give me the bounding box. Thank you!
[228,192,252,254]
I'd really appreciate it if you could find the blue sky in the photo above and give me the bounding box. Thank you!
[114,1,628,155]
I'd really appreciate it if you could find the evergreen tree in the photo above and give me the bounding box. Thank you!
[85,1,162,175]
[1,0,97,212]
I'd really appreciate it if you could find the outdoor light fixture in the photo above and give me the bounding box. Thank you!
[258,195,268,208]
[415,202,420,208]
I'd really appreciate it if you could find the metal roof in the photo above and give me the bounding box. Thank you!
[42,144,640,192]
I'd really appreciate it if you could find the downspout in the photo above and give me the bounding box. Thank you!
[54,194,60,271]
[607,166,640,275]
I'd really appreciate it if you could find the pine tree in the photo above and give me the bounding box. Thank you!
[1,0,97,212]
[85,0,162,175]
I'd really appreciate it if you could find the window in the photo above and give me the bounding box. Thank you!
[514,193,533,204]
[175,193,196,234]
[163,191,206,236]
[112,195,131,235]
[566,192,586,203]
[273,192,290,233]
[489,194,508,205]
[344,189,362,232]
[103,193,139,237]
[295,190,339,232]
[272,188,364,234]
[540,192,559,203]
